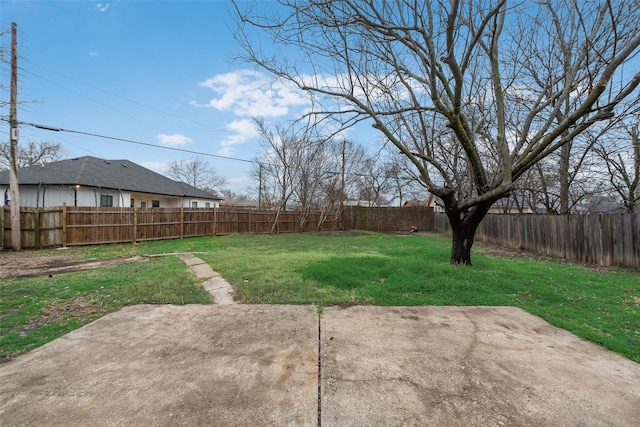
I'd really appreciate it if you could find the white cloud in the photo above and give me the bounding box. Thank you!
[88,51,99,58]
[95,3,111,12]
[216,119,259,157]
[193,69,309,118]
[221,119,259,146]
[193,69,427,123]
[216,146,234,157]
[156,133,193,147]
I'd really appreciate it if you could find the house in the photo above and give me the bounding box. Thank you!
[344,199,384,207]
[425,195,445,213]
[402,199,430,207]
[487,196,534,214]
[0,156,223,208]
[419,194,534,214]
[573,201,627,214]
[220,198,260,209]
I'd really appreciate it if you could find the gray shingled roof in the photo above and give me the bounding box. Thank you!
[0,156,222,200]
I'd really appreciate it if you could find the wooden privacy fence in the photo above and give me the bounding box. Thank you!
[6,206,636,268]
[0,205,344,248]
[1,205,434,249]
[0,206,63,249]
[435,213,640,269]
[343,206,434,232]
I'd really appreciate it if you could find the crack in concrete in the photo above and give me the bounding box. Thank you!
[459,307,479,362]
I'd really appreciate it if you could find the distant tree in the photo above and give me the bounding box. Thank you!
[235,1,640,265]
[383,147,430,207]
[251,119,329,232]
[167,157,225,194]
[515,148,609,215]
[594,120,640,213]
[356,155,393,206]
[219,189,253,203]
[329,140,370,206]
[0,140,64,170]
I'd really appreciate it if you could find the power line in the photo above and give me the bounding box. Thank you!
[18,66,165,131]
[19,61,237,136]
[17,120,256,164]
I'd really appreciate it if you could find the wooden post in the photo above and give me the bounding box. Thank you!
[213,206,218,236]
[61,202,67,247]
[0,205,4,249]
[210,206,215,235]
[133,206,138,244]
[34,208,41,249]
[8,22,21,251]
[180,205,184,239]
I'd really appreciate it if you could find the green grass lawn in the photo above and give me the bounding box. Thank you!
[139,232,640,362]
[0,256,211,361]
[2,231,639,363]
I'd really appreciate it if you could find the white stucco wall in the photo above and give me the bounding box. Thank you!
[128,192,182,208]
[2,185,124,208]
[2,185,220,208]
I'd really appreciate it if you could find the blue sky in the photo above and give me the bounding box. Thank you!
[0,0,327,194]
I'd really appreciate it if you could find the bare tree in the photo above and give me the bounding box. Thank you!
[356,155,393,206]
[290,133,328,230]
[252,117,374,231]
[251,119,313,233]
[0,141,63,170]
[517,140,610,215]
[218,189,254,205]
[594,120,640,213]
[234,0,640,265]
[167,157,225,194]
[382,147,431,207]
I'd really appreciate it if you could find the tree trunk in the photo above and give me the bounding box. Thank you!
[559,141,571,214]
[270,206,281,235]
[450,223,477,265]
[445,203,492,266]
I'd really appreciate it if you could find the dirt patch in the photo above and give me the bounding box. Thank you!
[479,245,546,260]
[476,244,618,271]
[13,296,107,335]
[0,250,79,277]
[0,252,149,279]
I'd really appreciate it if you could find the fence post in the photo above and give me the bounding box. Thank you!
[213,206,218,235]
[61,202,67,248]
[133,206,138,244]
[180,205,184,239]
[0,205,4,249]
[34,208,41,249]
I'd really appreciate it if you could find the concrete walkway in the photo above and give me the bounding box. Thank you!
[1,304,639,426]
[175,253,236,305]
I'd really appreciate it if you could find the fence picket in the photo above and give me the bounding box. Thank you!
[434,213,639,269]
[4,206,637,269]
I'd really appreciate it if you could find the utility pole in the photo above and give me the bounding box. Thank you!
[9,22,21,251]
